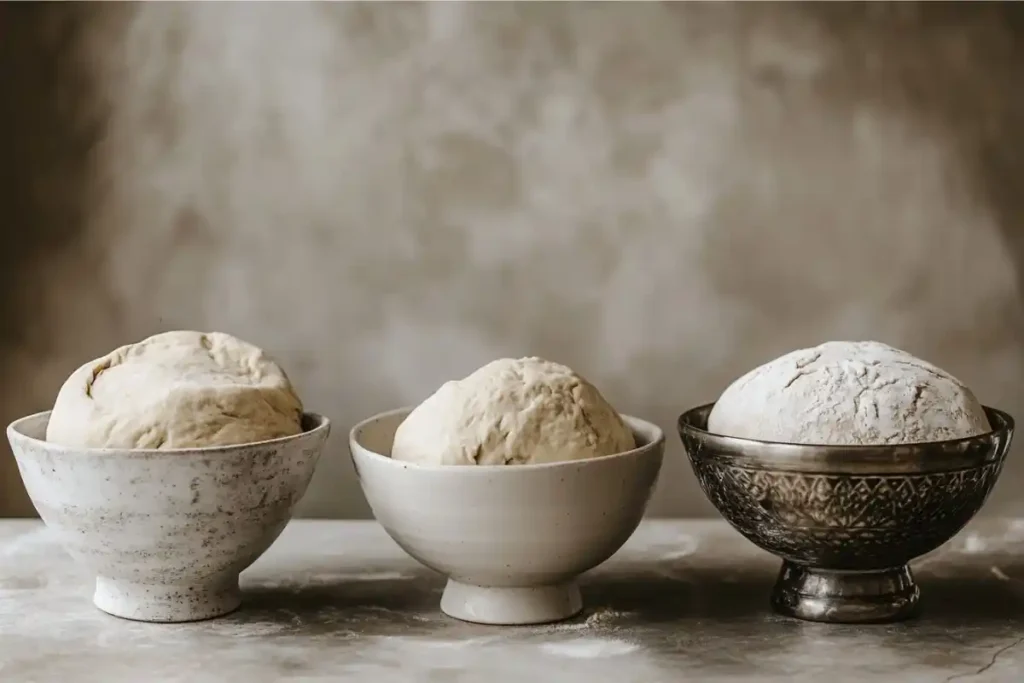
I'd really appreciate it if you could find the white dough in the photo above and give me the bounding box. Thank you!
[391,357,635,466]
[707,341,991,445]
[46,330,304,449]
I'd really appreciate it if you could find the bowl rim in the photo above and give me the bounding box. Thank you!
[348,406,665,472]
[677,402,1014,472]
[7,410,331,456]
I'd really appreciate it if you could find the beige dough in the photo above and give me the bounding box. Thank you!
[707,340,991,445]
[46,330,303,449]
[391,357,635,466]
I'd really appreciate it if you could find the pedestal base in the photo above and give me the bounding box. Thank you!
[771,561,920,624]
[440,579,582,625]
[93,575,241,623]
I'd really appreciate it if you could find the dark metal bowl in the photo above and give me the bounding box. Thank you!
[677,403,1014,624]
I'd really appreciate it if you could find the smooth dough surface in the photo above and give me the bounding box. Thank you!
[391,357,636,466]
[706,341,991,445]
[46,330,303,449]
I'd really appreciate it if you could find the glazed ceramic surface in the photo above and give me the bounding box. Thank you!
[349,408,665,625]
[6,411,330,623]
[677,403,1014,624]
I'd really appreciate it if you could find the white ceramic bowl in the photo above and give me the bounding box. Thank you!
[6,411,330,623]
[349,408,665,625]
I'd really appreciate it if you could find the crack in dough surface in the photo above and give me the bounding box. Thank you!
[46,330,303,449]
[707,341,991,445]
[391,357,634,466]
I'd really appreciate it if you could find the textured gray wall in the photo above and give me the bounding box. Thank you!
[2,3,1024,518]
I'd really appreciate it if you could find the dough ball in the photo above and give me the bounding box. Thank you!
[707,341,991,445]
[391,357,635,466]
[46,331,304,449]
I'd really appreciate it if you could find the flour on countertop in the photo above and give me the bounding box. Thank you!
[543,607,635,632]
[707,341,991,445]
[539,638,639,658]
[0,528,51,558]
[660,535,699,561]
[581,608,633,626]
[374,635,505,650]
[301,571,415,584]
[991,567,1011,581]
[962,533,988,554]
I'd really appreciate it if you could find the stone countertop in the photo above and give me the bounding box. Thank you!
[1,519,1023,683]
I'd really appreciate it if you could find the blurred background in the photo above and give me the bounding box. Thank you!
[2,2,1023,519]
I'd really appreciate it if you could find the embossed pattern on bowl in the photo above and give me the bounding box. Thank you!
[678,404,1014,570]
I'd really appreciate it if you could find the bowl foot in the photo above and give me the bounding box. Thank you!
[93,575,241,623]
[440,579,583,625]
[771,561,920,624]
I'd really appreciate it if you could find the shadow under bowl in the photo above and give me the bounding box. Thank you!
[6,411,331,623]
[349,408,665,626]
[677,403,1014,624]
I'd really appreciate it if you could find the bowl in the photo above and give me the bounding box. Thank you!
[6,411,330,623]
[349,408,665,625]
[677,403,1014,624]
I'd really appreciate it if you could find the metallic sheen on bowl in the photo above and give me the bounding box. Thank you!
[677,403,1014,624]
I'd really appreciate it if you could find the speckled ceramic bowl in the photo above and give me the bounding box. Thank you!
[6,411,330,623]
[349,407,665,626]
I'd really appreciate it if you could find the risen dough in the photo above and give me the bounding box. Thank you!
[707,341,991,445]
[46,330,304,449]
[391,357,635,466]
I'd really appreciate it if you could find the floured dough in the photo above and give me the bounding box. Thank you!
[391,357,636,466]
[707,341,991,445]
[46,330,304,449]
